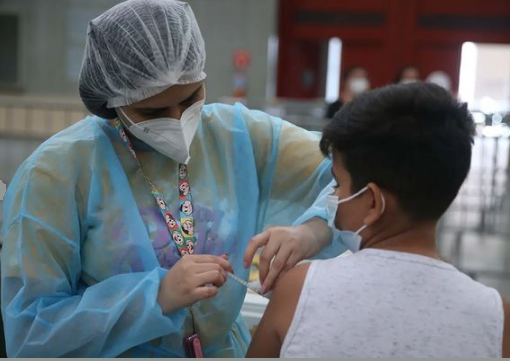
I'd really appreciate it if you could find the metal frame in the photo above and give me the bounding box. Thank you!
[438,131,510,281]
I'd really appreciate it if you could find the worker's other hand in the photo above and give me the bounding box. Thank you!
[158,254,233,314]
[244,221,330,295]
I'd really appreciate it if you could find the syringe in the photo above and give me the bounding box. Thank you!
[226,272,272,299]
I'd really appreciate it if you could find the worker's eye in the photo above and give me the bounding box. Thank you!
[181,92,199,108]
[139,109,165,118]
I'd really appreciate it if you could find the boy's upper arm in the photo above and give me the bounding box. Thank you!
[503,297,510,357]
[246,264,310,358]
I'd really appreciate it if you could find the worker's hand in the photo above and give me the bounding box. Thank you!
[157,254,233,314]
[244,219,332,294]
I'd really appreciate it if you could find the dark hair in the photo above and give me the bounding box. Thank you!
[394,65,420,83]
[320,82,475,221]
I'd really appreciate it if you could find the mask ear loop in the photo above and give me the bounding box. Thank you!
[355,191,386,236]
[116,107,137,128]
[336,186,369,205]
[355,223,368,236]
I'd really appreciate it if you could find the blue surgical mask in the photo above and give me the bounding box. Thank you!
[326,186,385,253]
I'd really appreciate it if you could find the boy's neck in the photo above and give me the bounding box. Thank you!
[361,222,441,260]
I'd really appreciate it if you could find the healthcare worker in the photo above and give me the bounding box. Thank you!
[0,0,334,357]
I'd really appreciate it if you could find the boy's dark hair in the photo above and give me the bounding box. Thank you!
[320,82,475,221]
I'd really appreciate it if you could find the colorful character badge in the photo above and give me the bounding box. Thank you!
[186,240,195,254]
[180,200,193,216]
[172,231,185,246]
[156,196,166,210]
[179,164,187,179]
[164,213,177,230]
[179,181,190,197]
[181,218,194,237]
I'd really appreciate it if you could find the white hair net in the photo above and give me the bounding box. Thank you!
[79,0,207,119]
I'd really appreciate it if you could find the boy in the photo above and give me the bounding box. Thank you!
[247,83,509,358]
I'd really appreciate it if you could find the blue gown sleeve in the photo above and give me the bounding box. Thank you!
[294,180,347,259]
[1,152,186,357]
[238,105,332,231]
[292,179,348,259]
[238,105,345,259]
[292,179,333,225]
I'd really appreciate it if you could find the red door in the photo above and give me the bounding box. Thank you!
[277,0,510,98]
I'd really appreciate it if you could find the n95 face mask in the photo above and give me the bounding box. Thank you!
[118,99,205,164]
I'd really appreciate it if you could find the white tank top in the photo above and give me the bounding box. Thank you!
[281,249,504,358]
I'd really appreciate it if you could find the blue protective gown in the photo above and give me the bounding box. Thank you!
[293,179,348,258]
[1,103,334,357]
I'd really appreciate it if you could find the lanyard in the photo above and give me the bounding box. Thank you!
[113,119,196,257]
[114,119,204,358]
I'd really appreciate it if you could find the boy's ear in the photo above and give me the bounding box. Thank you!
[364,182,385,226]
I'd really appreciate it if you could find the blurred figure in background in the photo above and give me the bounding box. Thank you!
[326,66,370,119]
[394,65,421,84]
[426,71,453,92]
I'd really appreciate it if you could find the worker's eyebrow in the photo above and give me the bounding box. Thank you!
[135,85,202,111]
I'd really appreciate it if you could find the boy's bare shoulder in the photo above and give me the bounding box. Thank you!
[276,263,310,294]
[246,263,312,358]
[270,263,311,334]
